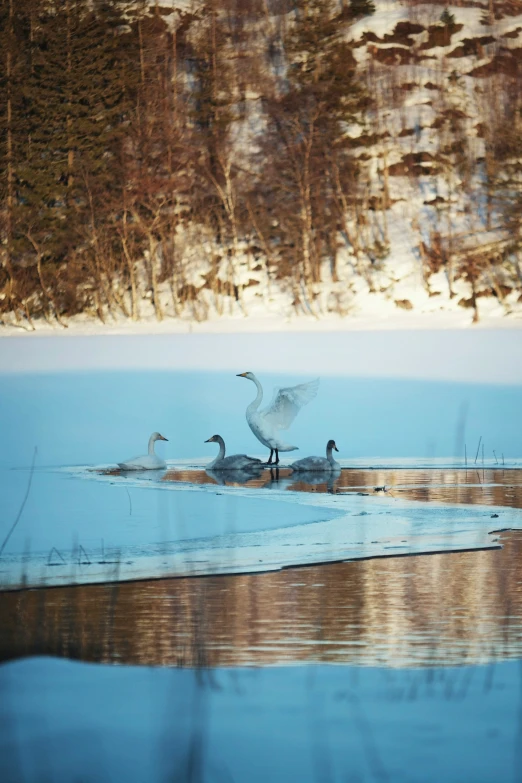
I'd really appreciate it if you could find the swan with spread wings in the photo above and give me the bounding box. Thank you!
[236,372,319,464]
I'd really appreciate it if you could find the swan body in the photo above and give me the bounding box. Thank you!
[205,434,262,471]
[237,372,319,464]
[118,432,168,470]
[291,439,340,472]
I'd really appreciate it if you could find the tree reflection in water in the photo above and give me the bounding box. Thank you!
[2,529,522,669]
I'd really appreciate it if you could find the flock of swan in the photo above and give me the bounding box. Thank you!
[117,372,340,477]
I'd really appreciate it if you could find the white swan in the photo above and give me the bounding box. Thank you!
[205,434,263,471]
[291,439,340,472]
[237,372,319,464]
[118,432,168,470]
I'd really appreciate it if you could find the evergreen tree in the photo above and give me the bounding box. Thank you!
[349,0,376,20]
[18,1,135,249]
[440,7,457,28]
[0,0,142,316]
[258,0,365,292]
[0,0,38,317]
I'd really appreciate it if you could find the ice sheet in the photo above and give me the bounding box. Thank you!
[0,332,521,590]
[2,330,522,384]
[1,465,520,589]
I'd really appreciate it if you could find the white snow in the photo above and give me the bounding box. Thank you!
[2,2,522,336]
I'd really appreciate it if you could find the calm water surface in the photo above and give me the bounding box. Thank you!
[2,472,522,668]
[2,341,522,782]
[163,465,522,507]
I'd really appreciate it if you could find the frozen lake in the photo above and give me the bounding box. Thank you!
[1,331,522,588]
[2,462,522,589]
[2,330,522,782]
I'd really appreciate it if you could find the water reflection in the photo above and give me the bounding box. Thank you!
[288,470,338,494]
[205,465,264,486]
[162,466,522,507]
[2,529,522,668]
[4,469,522,666]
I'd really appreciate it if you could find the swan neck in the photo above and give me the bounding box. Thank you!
[215,436,226,461]
[247,375,263,413]
[148,435,156,455]
[326,445,335,464]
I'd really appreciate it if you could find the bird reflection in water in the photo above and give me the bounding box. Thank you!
[258,466,294,492]
[261,466,340,494]
[164,465,342,492]
[205,465,264,486]
[118,468,167,482]
[289,469,340,494]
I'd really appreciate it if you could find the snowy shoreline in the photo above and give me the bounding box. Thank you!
[1,307,522,340]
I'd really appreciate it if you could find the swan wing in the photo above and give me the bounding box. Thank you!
[218,455,263,470]
[261,378,319,431]
[118,455,166,470]
[291,456,329,471]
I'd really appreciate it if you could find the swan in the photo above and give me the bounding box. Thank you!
[205,434,263,471]
[291,439,340,472]
[118,432,168,470]
[236,372,319,464]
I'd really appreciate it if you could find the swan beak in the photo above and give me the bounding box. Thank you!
[158,435,168,441]
[334,445,339,452]
[236,372,248,377]
[204,437,213,443]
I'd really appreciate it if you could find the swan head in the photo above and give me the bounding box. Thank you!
[236,371,255,381]
[205,435,220,443]
[327,439,339,452]
[152,432,168,442]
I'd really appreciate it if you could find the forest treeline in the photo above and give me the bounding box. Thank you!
[0,0,521,325]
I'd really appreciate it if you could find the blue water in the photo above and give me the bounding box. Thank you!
[0,466,337,556]
[1,657,521,783]
[0,370,521,468]
[1,365,522,587]
[1,336,522,781]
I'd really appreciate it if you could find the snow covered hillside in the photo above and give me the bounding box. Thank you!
[1,0,522,332]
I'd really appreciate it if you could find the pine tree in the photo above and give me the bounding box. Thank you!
[258,0,365,295]
[440,8,457,28]
[0,0,38,319]
[5,0,142,316]
[349,0,376,20]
